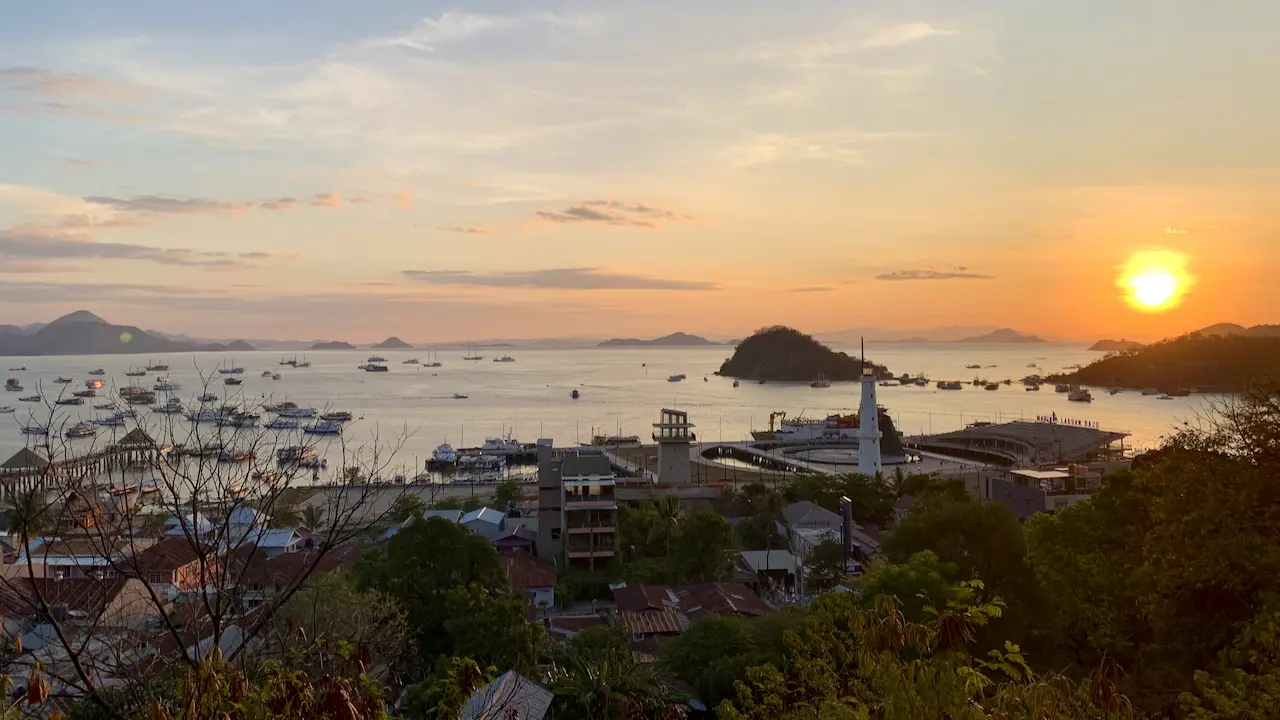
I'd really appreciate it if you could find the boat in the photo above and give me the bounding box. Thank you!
[263,417,299,430]
[94,402,116,410]
[21,424,48,436]
[1068,388,1093,403]
[140,478,160,494]
[1141,388,1161,396]
[320,411,353,423]
[404,358,420,365]
[224,377,243,386]
[154,378,181,392]
[879,379,901,387]
[1164,388,1192,398]
[5,379,23,392]
[368,356,388,363]
[54,377,72,384]
[965,364,982,370]
[72,390,96,398]
[810,375,832,388]
[93,414,126,427]
[272,373,282,380]
[87,368,106,376]
[295,358,311,368]
[151,398,184,414]
[1108,388,1122,395]
[251,470,281,482]
[65,422,97,439]
[732,380,739,388]
[984,383,1000,391]
[936,381,963,390]
[480,436,521,455]
[493,356,515,363]
[186,409,221,423]
[428,443,458,468]
[124,368,146,377]
[217,412,259,429]
[217,364,245,375]
[589,434,642,446]
[18,395,40,403]
[8,367,25,372]
[667,374,686,383]
[1026,363,1038,368]
[278,406,316,418]
[571,389,580,399]
[1158,394,1173,400]
[56,397,85,406]
[264,401,298,413]
[914,378,929,386]
[0,407,13,414]
[261,371,273,377]
[1054,384,1071,393]
[84,379,104,390]
[462,346,484,361]
[145,361,169,372]
[1026,385,1040,392]
[424,350,442,368]
[357,363,389,372]
[751,413,865,443]
[188,442,222,458]
[218,448,254,463]
[452,393,469,400]
[458,454,504,473]
[303,420,343,435]
[198,393,219,403]
[108,481,137,496]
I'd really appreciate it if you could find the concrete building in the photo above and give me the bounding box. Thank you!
[652,408,694,485]
[561,453,618,571]
[535,439,562,561]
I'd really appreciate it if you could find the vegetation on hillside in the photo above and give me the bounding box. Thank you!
[1050,332,1280,391]
[717,326,893,381]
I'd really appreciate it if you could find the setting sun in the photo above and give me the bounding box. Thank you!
[1118,250,1193,313]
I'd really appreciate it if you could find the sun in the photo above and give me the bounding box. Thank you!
[1118,250,1193,313]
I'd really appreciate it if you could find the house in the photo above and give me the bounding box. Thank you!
[227,506,269,532]
[16,537,134,579]
[245,528,302,558]
[460,507,505,541]
[422,509,464,523]
[780,501,842,532]
[612,585,688,652]
[677,582,773,619]
[120,535,217,593]
[459,670,553,720]
[547,614,606,642]
[492,527,537,556]
[164,513,214,537]
[500,555,556,616]
[0,577,158,631]
[737,549,798,592]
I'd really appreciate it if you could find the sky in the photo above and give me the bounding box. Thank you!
[1,0,1277,343]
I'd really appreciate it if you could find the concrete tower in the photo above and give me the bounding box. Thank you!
[857,339,883,477]
[652,408,695,485]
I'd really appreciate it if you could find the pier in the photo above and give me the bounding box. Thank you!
[0,429,167,500]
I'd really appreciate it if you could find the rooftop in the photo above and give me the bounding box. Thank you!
[500,555,557,589]
[912,420,1129,464]
[560,454,614,478]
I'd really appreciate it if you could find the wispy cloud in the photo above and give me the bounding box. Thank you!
[362,12,517,52]
[64,158,99,167]
[440,226,494,235]
[789,286,833,293]
[528,200,692,230]
[310,192,342,209]
[875,266,994,281]
[84,195,246,215]
[859,23,956,50]
[1163,226,1189,235]
[259,197,298,210]
[402,267,716,290]
[0,67,157,101]
[0,227,247,268]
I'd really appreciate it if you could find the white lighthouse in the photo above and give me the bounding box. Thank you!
[857,339,882,477]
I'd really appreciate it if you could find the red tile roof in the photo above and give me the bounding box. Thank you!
[500,555,557,589]
[121,536,210,574]
[0,577,134,618]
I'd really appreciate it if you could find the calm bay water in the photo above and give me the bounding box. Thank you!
[0,344,1215,470]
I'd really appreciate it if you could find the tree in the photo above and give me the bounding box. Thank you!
[804,539,848,591]
[354,517,504,663]
[854,550,961,623]
[784,473,895,526]
[674,512,736,583]
[388,494,425,524]
[401,656,494,720]
[492,478,524,507]
[546,627,686,720]
[443,583,545,673]
[659,614,794,708]
[300,504,327,531]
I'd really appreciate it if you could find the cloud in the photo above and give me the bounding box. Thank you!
[0,67,157,101]
[388,191,414,210]
[310,192,342,209]
[440,226,494,235]
[875,267,995,281]
[528,200,692,230]
[64,158,99,167]
[788,286,833,293]
[363,12,518,52]
[0,227,247,268]
[859,23,955,50]
[84,195,245,215]
[402,267,717,290]
[1163,226,1189,235]
[259,197,298,210]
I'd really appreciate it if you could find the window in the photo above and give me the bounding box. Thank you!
[551,528,562,541]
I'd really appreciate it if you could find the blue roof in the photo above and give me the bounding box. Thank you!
[461,507,503,526]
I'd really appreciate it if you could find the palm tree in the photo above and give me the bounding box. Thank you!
[2,489,53,540]
[300,505,326,531]
[547,644,686,719]
[654,494,684,557]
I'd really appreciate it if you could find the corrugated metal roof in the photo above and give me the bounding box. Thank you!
[620,609,688,636]
[460,670,553,720]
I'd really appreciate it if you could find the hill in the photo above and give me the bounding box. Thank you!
[716,326,893,382]
[1198,323,1280,338]
[1048,333,1280,392]
[0,311,255,356]
[372,336,414,349]
[309,340,357,350]
[598,332,716,347]
[1088,339,1145,352]
[953,328,1045,343]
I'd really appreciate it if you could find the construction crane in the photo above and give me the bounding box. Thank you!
[768,411,787,432]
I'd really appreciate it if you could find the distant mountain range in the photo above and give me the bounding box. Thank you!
[0,311,254,356]
[597,332,719,348]
[308,341,357,351]
[821,326,1049,344]
[1196,323,1280,338]
[1089,339,1145,352]
[372,336,413,350]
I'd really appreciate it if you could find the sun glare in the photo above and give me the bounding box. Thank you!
[1118,250,1192,312]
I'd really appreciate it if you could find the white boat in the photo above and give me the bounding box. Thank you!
[303,420,343,435]
[84,379,104,389]
[429,443,457,467]
[879,380,901,387]
[493,356,515,363]
[480,436,521,454]
[403,358,420,365]
[277,445,317,463]
[55,377,73,384]
[0,406,13,414]
[186,409,220,423]
[264,401,298,413]
[667,374,686,383]
[93,414,126,427]
[278,406,317,418]
[1068,388,1093,403]
[810,375,832,388]
[320,410,353,422]
[358,363,389,372]
[424,350,442,368]
[262,371,273,377]
[88,369,106,376]
[151,398,184,414]
[367,356,387,363]
[263,417,298,430]
[66,422,97,439]
[154,378,181,392]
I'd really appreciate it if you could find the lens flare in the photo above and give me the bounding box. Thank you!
[1117,250,1193,313]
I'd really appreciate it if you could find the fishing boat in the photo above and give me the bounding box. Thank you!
[72,390,96,398]
[87,368,106,376]
[8,367,25,372]
[732,380,739,388]
[1054,384,1071,393]
[0,406,13,414]
[84,379,104,390]
[56,397,85,406]
[462,346,484,361]
[278,406,316,418]
[145,361,169,372]
[965,364,982,370]
[185,409,221,423]
[367,356,387,363]
[320,411,353,423]
[218,412,259,428]
[424,350,442,368]
[93,414,126,427]
[151,398,184,414]
[251,469,281,482]
[1026,385,1040,392]
[261,371,273,377]
[65,422,97,439]
[295,358,311,368]
[108,481,137,496]
[198,393,219,403]
[5,379,23,392]
[264,401,297,413]
[1108,388,1122,395]
[154,377,181,392]
[19,395,41,402]
[272,373,281,380]
[21,424,48,436]
[94,402,116,410]
[1164,388,1192,398]
[452,393,469,400]
[140,478,160,494]
[218,448,254,463]
[224,377,243,386]
[480,436,521,455]
[429,443,457,469]
[303,420,343,435]
[936,381,964,390]
[1068,387,1093,403]
[403,358,420,365]
[667,374,686,383]
[54,377,72,384]
[217,363,245,375]
[357,363,389,372]
[571,389,580,399]
[810,375,832,389]
[124,368,147,377]
[277,445,317,464]
[493,356,515,363]
[984,383,1000,391]
[263,417,299,430]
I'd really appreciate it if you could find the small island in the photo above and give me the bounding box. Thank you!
[372,336,414,350]
[309,340,357,350]
[953,328,1045,344]
[0,310,255,356]
[1048,333,1280,392]
[598,332,716,348]
[1089,339,1145,352]
[717,326,893,382]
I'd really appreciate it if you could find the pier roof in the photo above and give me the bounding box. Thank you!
[1,448,49,472]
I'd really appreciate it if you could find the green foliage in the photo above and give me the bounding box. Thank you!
[619,499,736,585]
[784,472,896,526]
[388,494,425,524]
[269,573,410,680]
[400,656,494,720]
[353,517,504,663]
[1050,333,1280,392]
[659,612,797,708]
[492,478,524,507]
[855,550,962,623]
[443,583,546,673]
[1180,609,1280,718]
[545,625,686,720]
[805,539,849,591]
[718,325,894,382]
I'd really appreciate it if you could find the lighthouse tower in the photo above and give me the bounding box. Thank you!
[857,338,883,477]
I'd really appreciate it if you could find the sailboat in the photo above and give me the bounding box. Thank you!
[462,345,484,361]
[425,349,442,368]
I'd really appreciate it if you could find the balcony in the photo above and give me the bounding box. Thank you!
[566,511,617,534]
[566,536,617,558]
